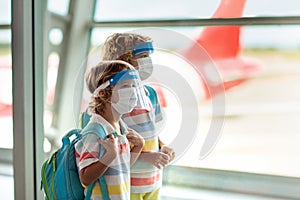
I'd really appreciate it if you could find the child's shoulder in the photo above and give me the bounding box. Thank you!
[81,122,107,139]
[144,85,158,96]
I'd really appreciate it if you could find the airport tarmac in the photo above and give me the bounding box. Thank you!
[159,50,300,178]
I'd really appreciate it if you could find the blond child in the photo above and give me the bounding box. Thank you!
[75,61,145,200]
[82,33,175,200]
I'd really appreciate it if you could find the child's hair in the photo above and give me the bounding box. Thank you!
[85,61,134,114]
[102,33,152,63]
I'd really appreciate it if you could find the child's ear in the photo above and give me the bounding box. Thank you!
[94,89,101,97]
[97,90,104,96]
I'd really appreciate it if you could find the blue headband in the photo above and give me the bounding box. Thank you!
[109,69,138,86]
[94,70,139,95]
[132,42,154,56]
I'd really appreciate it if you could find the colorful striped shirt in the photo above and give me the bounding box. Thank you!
[75,113,130,200]
[122,85,163,193]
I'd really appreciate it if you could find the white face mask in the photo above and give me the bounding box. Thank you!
[137,57,153,80]
[112,88,138,114]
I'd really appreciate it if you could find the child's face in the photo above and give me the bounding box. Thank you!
[113,79,137,91]
[111,79,137,101]
[110,79,138,114]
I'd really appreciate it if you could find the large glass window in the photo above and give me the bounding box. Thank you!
[173,26,300,178]
[2,0,300,198]
[90,25,300,178]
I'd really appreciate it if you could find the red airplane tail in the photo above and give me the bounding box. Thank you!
[182,0,263,99]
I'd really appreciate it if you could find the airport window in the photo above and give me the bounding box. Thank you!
[2,0,300,199]
[89,4,300,198]
[89,24,300,179]
[170,25,300,178]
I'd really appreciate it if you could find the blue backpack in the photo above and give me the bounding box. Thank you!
[41,123,110,200]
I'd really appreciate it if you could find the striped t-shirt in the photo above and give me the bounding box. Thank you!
[75,113,130,200]
[122,85,163,193]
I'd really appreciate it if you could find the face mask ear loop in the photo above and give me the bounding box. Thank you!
[93,81,110,97]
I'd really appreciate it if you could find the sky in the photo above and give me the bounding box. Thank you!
[1,0,300,48]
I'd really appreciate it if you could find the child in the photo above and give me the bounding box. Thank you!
[102,33,175,200]
[75,60,145,200]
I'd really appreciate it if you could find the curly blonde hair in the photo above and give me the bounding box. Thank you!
[85,61,134,114]
[102,33,152,63]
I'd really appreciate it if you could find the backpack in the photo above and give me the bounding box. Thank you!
[41,123,110,200]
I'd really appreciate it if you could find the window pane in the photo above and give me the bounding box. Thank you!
[0,30,12,149]
[176,25,300,178]
[0,0,11,24]
[90,25,300,178]
[94,0,219,21]
[94,0,300,22]
[0,29,11,44]
[47,0,70,16]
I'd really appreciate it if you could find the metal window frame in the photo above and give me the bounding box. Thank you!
[11,0,45,199]
[90,16,300,27]
[164,166,300,199]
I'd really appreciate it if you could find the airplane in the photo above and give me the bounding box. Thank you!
[181,0,263,100]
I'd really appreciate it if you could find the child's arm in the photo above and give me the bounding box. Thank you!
[80,134,118,186]
[126,128,145,167]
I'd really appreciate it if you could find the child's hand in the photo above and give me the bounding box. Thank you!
[126,129,145,166]
[126,129,145,148]
[98,134,118,159]
[140,151,170,169]
[161,145,175,162]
